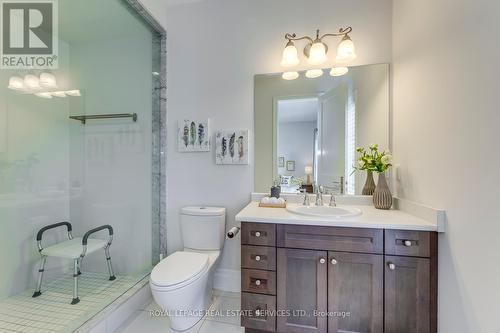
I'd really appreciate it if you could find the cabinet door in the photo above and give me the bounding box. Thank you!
[385,256,431,333]
[328,252,383,333]
[277,248,328,333]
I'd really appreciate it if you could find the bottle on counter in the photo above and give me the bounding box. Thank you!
[271,179,281,198]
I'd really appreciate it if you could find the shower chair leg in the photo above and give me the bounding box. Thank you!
[105,247,116,281]
[77,257,82,275]
[71,259,80,304]
[32,256,47,298]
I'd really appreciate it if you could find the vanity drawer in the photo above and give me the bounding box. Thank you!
[241,292,276,332]
[385,230,436,258]
[241,222,276,246]
[277,224,384,254]
[242,245,276,271]
[242,269,276,295]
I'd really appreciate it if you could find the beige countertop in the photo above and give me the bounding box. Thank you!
[236,200,443,232]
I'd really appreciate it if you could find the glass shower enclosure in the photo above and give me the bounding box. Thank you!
[0,0,165,331]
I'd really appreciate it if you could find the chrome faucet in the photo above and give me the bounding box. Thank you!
[315,185,324,206]
[329,193,337,207]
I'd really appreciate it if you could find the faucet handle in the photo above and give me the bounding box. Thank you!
[300,189,310,206]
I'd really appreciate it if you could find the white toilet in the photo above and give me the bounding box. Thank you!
[150,206,226,331]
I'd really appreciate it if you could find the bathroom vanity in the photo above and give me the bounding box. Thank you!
[236,199,442,333]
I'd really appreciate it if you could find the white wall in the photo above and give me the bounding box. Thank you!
[159,0,392,275]
[277,121,316,179]
[393,1,500,332]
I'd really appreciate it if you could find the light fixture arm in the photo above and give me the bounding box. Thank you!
[284,33,314,44]
[284,27,352,44]
[319,27,352,41]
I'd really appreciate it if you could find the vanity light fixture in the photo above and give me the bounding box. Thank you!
[34,92,53,99]
[305,69,324,79]
[282,71,299,80]
[7,76,26,91]
[39,72,57,89]
[330,67,349,77]
[280,41,300,67]
[24,74,41,90]
[65,90,81,97]
[280,27,356,80]
[51,91,67,97]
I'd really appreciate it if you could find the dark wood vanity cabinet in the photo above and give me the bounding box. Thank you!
[277,248,328,333]
[241,223,438,333]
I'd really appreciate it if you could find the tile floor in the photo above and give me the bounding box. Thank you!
[0,272,145,333]
[116,290,243,333]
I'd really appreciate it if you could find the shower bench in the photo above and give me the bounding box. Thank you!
[32,222,116,304]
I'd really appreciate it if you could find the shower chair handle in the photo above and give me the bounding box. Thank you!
[80,225,114,258]
[36,222,73,252]
[82,225,114,245]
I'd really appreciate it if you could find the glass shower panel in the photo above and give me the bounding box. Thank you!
[65,0,154,276]
[0,1,161,329]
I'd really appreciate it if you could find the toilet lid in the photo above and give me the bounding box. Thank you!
[150,251,209,287]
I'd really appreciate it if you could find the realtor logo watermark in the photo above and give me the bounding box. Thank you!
[0,0,58,69]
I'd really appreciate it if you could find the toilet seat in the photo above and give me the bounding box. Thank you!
[150,251,209,291]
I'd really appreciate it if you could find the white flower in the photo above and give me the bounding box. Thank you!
[369,143,378,150]
[357,160,365,168]
[381,154,393,164]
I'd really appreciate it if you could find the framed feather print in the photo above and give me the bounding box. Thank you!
[215,130,249,165]
[178,119,210,152]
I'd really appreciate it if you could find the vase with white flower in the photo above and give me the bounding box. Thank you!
[354,144,393,209]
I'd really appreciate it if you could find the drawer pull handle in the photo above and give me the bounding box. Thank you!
[330,258,338,265]
[255,231,261,237]
[255,279,261,286]
[254,255,261,261]
[388,262,396,270]
[319,258,326,264]
[403,240,412,247]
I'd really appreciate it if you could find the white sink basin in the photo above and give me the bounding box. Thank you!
[287,205,362,218]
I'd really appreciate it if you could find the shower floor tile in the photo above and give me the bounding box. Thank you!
[0,272,144,333]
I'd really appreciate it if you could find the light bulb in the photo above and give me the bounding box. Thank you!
[65,90,81,96]
[51,91,67,97]
[330,67,349,77]
[8,76,26,91]
[24,74,41,90]
[280,41,300,67]
[305,69,323,79]
[282,71,299,80]
[34,92,53,99]
[39,72,57,88]
[308,41,327,65]
[336,35,357,63]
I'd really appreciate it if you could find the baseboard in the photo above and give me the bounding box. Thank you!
[214,268,240,293]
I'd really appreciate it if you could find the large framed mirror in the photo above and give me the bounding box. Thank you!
[254,64,390,195]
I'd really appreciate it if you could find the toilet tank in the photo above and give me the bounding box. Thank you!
[181,207,226,251]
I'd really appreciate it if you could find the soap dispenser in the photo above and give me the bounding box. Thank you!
[271,179,281,198]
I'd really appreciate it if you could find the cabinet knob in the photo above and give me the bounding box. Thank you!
[255,231,261,237]
[330,258,338,265]
[255,279,261,286]
[254,255,261,262]
[319,258,326,264]
[388,262,396,270]
[403,240,412,247]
